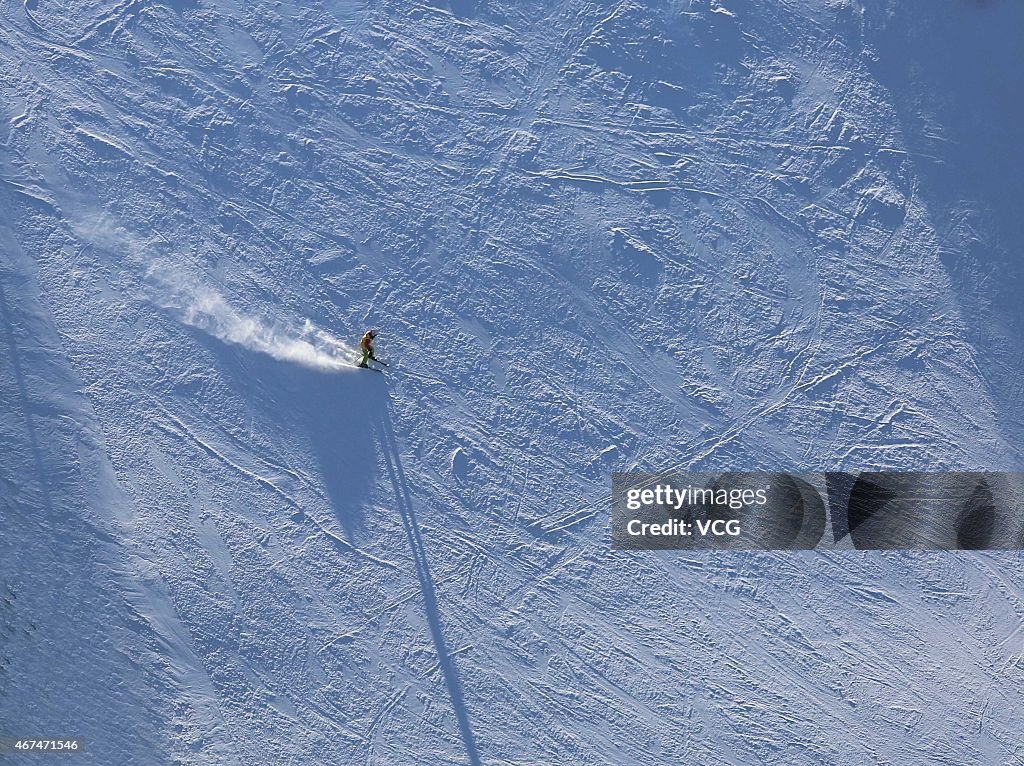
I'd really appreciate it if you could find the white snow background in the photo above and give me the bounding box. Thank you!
[1,0,1023,763]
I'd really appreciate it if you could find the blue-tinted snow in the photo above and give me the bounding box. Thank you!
[2,1,1022,763]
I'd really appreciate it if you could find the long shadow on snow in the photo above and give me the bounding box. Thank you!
[0,271,57,523]
[229,347,385,543]
[865,1,1024,444]
[374,401,483,766]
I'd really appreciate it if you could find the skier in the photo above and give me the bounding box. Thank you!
[357,329,378,368]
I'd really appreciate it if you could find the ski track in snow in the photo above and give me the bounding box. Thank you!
[1,0,1023,764]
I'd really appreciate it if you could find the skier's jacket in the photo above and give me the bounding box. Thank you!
[360,332,375,353]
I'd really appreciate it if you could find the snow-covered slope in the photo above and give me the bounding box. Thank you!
[2,0,1022,763]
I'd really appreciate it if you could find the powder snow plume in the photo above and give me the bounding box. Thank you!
[69,215,355,372]
[149,265,354,372]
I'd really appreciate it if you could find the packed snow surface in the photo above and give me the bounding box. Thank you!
[2,0,1023,763]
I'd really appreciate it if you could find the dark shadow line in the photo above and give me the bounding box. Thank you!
[376,408,482,766]
[0,276,55,518]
